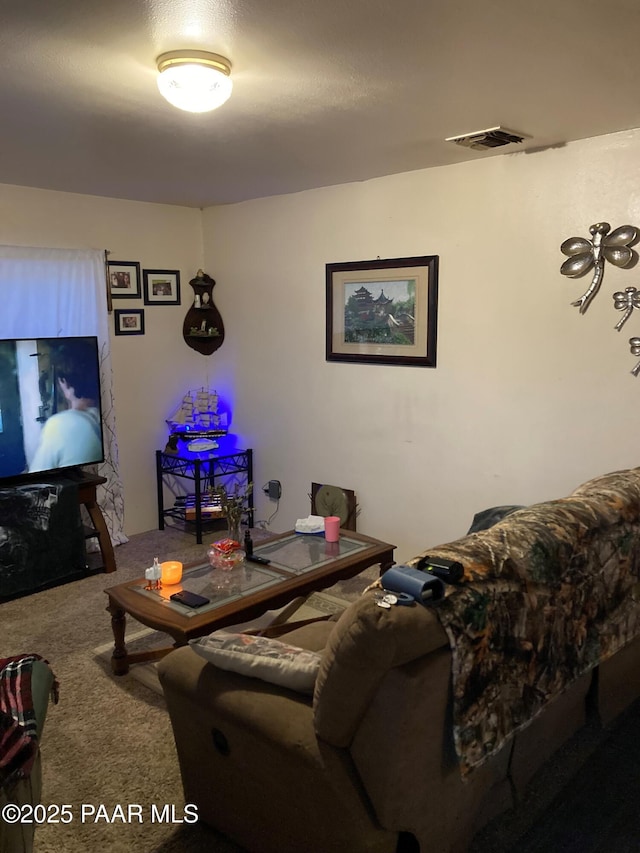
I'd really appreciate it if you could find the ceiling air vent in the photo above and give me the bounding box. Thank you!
[445,127,529,151]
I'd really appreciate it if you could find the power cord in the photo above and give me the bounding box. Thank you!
[254,483,280,530]
[254,501,279,530]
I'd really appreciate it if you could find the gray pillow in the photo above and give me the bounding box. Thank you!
[189,631,322,694]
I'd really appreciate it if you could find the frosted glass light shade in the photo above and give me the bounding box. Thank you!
[157,51,233,113]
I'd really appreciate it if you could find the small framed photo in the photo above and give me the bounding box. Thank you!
[326,255,439,367]
[114,308,145,336]
[107,260,141,299]
[143,269,181,305]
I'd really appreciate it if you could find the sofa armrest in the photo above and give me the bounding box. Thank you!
[158,643,315,737]
[30,660,54,741]
[158,645,397,853]
[0,658,53,853]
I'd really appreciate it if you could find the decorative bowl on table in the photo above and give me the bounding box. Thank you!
[208,538,245,571]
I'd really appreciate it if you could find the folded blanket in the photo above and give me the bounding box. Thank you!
[0,654,57,789]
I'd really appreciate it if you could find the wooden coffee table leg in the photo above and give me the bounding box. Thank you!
[379,551,395,575]
[106,599,130,675]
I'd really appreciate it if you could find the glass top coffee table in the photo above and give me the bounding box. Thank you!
[105,529,395,675]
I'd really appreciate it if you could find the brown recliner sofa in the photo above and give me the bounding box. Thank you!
[158,467,640,853]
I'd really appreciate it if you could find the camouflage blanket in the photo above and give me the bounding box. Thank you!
[409,468,640,778]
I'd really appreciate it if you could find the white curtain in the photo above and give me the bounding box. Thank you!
[0,245,127,545]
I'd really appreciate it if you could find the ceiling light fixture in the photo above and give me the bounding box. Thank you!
[156,50,233,113]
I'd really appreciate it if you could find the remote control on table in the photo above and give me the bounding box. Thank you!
[246,554,270,565]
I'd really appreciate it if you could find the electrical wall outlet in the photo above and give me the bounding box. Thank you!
[264,479,282,500]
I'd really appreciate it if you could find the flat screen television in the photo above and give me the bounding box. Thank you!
[0,336,105,481]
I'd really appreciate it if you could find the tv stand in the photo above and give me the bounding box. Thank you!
[0,471,115,600]
[19,469,117,573]
[76,473,116,573]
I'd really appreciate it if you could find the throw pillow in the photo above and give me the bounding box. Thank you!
[467,505,526,533]
[189,631,322,694]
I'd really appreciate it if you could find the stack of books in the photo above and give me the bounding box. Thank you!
[174,493,223,521]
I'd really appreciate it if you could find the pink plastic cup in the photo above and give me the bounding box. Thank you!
[324,516,340,542]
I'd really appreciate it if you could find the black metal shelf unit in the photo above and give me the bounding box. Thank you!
[156,448,254,544]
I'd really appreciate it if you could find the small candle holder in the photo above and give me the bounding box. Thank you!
[161,560,183,585]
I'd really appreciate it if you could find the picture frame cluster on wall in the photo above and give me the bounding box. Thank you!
[107,260,181,336]
[325,255,439,367]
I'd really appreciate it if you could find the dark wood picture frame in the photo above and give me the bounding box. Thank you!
[107,260,142,299]
[143,269,181,305]
[114,308,145,336]
[326,255,438,367]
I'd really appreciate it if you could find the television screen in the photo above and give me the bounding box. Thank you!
[0,336,105,480]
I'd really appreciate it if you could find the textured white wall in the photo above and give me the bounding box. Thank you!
[2,127,640,556]
[0,183,204,535]
[202,129,640,562]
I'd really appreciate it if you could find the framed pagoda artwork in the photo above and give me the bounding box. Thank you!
[326,255,439,367]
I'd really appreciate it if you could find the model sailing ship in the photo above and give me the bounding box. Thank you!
[166,388,228,452]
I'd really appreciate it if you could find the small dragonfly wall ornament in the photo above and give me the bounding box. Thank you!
[560,222,637,314]
[629,337,640,377]
[613,287,640,331]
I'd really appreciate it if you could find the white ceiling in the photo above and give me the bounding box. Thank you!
[2,0,640,208]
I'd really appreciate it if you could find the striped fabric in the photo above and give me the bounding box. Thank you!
[0,654,56,789]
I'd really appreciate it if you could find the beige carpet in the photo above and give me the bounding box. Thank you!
[0,527,377,853]
[93,627,164,695]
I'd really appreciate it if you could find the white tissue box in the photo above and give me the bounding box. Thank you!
[294,514,326,534]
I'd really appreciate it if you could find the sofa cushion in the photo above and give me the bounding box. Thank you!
[281,619,336,651]
[189,631,322,694]
[314,594,449,747]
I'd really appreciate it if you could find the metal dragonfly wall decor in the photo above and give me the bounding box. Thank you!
[560,222,637,314]
[613,286,640,332]
[559,221,640,376]
[628,337,640,377]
